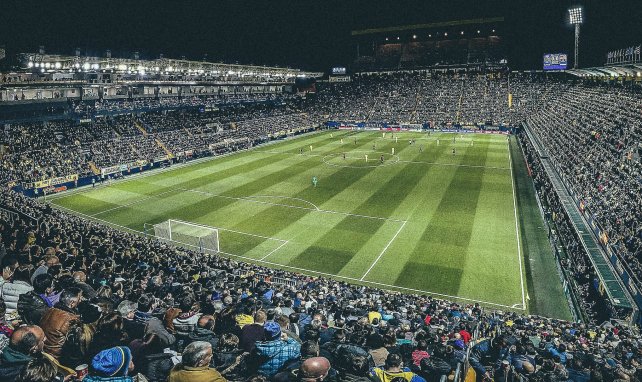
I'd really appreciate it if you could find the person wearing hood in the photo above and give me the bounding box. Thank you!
[250,321,301,377]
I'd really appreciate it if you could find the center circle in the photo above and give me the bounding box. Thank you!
[322,151,400,168]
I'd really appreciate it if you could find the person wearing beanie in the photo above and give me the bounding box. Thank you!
[84,346,137,382]
[250,321,301,377]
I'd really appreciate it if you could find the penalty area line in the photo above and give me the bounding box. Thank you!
[360,220,407,281]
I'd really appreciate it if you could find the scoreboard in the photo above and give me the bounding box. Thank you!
[543,53,568,70]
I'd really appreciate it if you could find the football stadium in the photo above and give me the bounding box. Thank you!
[1,1,642,381]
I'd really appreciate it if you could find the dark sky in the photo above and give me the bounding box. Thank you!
[1,0,640,71]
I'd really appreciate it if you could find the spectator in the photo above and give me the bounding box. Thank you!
[17,273,54,325]
[1,265,33,314]
[85,346,138,382]
[167,340,226,382]
[241,310,267,352]
[40,287,82,359]
[251,321,301,377]
[369,353,426,382]
[15,356,60,382]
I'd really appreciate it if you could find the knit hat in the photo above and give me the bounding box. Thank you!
[92,346,132,377]
[264,321,282,340]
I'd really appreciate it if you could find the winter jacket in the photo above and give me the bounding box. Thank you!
[135,312,175,347]
[252,338,301,377]
[240,323,265,352]
[40,304,81,358]
[167,364,227,382]
[369,367,426,382]
[173,312,201,335]
[0,280,33,312]
[187,328,219,351]
[135,352,174,382]
[83,375,134,382]
[17,290,50,325]
[0,346,31,382]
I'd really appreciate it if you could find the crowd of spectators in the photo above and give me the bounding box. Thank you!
[311,72,538,127]
[2,175,642,382]
[525,83,642,303]
[4,72,642,381]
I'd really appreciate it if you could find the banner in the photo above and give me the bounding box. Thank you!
[101,160,147,176]
[34,174,78,189]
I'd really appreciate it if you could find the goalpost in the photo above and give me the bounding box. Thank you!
[149,219,219,255]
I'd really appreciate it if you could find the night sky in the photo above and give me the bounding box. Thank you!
[1,0,640,72]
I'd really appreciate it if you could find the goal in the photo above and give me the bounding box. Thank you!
[148,219,219,255]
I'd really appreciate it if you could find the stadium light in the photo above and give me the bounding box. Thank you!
[568,7,583,68]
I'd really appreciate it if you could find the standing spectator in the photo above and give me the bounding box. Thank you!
[240,310,267,352]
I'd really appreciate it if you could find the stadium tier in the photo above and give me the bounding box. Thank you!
[2,68,642,382]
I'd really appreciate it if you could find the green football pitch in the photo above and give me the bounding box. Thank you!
[48,130,567,314]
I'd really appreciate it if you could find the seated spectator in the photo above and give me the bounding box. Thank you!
[369,353,426,382]
[40,287,82,359]
[85,346,138,382]
[187,315,219,351]
[167,340,226,382]
[15,356,61,382]
[1,265,33,315]
[251,321,301,377]
[130,334,174,382]
[17,273,54,325]
[119,300,145,341]
[0,299,13,352]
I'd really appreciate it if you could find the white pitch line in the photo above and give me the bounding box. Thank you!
[260,240,290,261]
[180,188,405,222]
[255,150,510,171]
[250,195,320,211]
[50,202,524,310]
[399,160,510,171]
[360,220,408,281]
[91,188,180,217]
[508,139,527,310]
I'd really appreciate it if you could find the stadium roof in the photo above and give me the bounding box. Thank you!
[351,17,504,37]
[17,52,322,79]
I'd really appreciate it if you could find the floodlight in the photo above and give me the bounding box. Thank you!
[413,34,417,39]
[82,62,90,70]
[568,7,583,24]
[568,6,584,68]
[27,61,34,68]
[55,62,61,69]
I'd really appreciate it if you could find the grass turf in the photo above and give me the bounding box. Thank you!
[49,130,566,313]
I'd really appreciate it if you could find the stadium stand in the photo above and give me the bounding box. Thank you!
[3,71,642,381]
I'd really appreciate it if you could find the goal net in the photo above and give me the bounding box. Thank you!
[151,219,219,254]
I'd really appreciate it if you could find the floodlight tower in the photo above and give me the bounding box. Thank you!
[568,7,583,68]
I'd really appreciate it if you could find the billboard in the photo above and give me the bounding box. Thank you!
[543,53,568,70]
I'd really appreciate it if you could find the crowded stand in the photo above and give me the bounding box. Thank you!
[525,84,642,304]
[313,73,533,127]
[4,72,642,382]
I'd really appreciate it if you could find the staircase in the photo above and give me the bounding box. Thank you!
[134,121,149,136]
[88,161,101,175]
[155,139,174,158]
